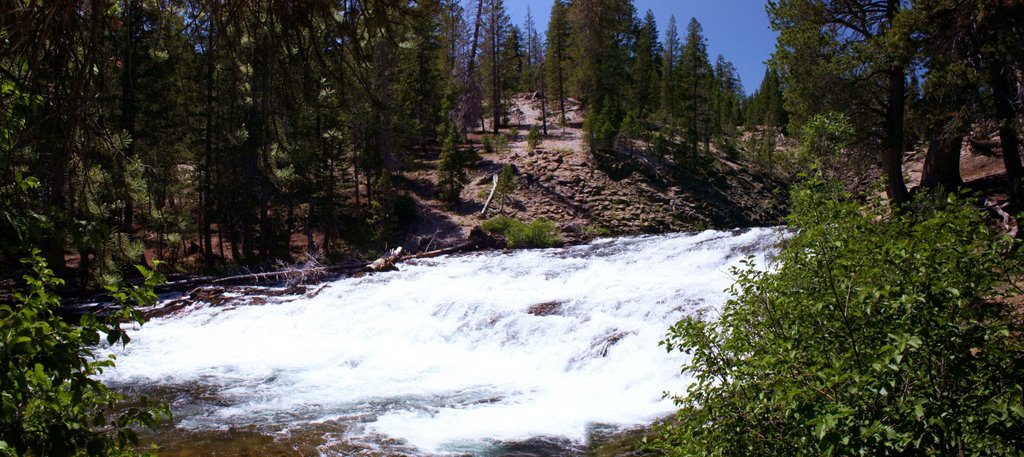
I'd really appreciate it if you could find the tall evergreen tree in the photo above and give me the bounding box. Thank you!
[545,0,572,126]
[661,15,681,123]
[568,0,635,114]
[480,0,513,133]
[522,6,542,93]
[744,67,787,129]
[679,18,712,156]
[630,10,661,119]
[711,55,743,138]
[524,6,548,134]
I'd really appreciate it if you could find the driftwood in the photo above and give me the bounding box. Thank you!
[366,247,403,272]
[480,173,499,217]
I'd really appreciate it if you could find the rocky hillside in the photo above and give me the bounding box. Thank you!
[397,94,788,250]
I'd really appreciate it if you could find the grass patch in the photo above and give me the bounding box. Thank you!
[482,215,562,248]
[583,224,613,238]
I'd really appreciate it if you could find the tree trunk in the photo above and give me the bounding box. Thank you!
[880,0,910,206]
[305,196,316,256]
[119,0,138,233]
[883,65,911,205]
[259,184,271,258]
[201,5,216,271]
[921,131,963,192]
[557,44,566,127]
[467,0,485,83]
[480,174,498,217]
[989,61,1024,206]
[490,3,500,134]
[540,62,549,135]
[324,156,335,255]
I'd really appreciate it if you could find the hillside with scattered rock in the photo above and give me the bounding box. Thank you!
[397,94,789,251]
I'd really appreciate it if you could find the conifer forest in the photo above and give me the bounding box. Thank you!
[1,1,1023,456]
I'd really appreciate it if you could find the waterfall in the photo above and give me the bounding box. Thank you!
[101,227,781,455]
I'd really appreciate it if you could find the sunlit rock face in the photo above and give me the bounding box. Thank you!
[101,228,782,455]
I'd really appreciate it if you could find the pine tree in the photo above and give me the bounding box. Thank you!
[524,6,548,134]
[495,163,516,213]
[631,10,661,119]
[661,15,681,123]
[545,0,572,127]
[679,17,712,157]
[436,123,468,206]
[711,55,743,138]
[769,0,911,204]
[568,0,635,113]
[480,0,513,133]
[522,6,541,92]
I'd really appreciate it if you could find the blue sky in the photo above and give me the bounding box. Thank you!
[504,0,778,95]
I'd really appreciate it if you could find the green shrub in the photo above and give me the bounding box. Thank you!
[481,215,516,235]
[394,194,419,228]
[798,111,854,173]
[494,164,516,213]
[481,134,494,154]
[527,125,542,151]
[493,134,509,154]
[507,219,562,248]
[480,134,509,155]
[436,123,467,207]
[651,177,1024,456]
[482,216,562,248]
[0,250,169,456]
[582,225,612,238]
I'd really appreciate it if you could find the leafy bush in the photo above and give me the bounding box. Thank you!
[651,178,1024,456]
[1,250,169,456]
[481,216,562,248]
[798,111,854,174]
[481,215,516,235]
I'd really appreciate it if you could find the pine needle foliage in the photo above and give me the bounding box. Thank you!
[651,177,1024,456]
[494,164,516,213]
[436,123,468,207]
[526,125,542,151]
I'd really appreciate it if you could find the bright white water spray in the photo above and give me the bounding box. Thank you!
[101,228,781,455]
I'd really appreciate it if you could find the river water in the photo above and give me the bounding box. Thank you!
[99,228,782,455]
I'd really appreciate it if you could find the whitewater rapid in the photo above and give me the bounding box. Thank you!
[100,228,781,455]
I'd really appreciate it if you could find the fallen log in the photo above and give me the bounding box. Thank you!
[480,173,499,217]
[206,263,366,286]
[59,228,504,317]
[366,247,403,272]
[402,226,506,261]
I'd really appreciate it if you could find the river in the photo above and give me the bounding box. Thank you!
[99,227,782,456]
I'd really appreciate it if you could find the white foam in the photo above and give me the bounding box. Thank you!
[102,228,781,454]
